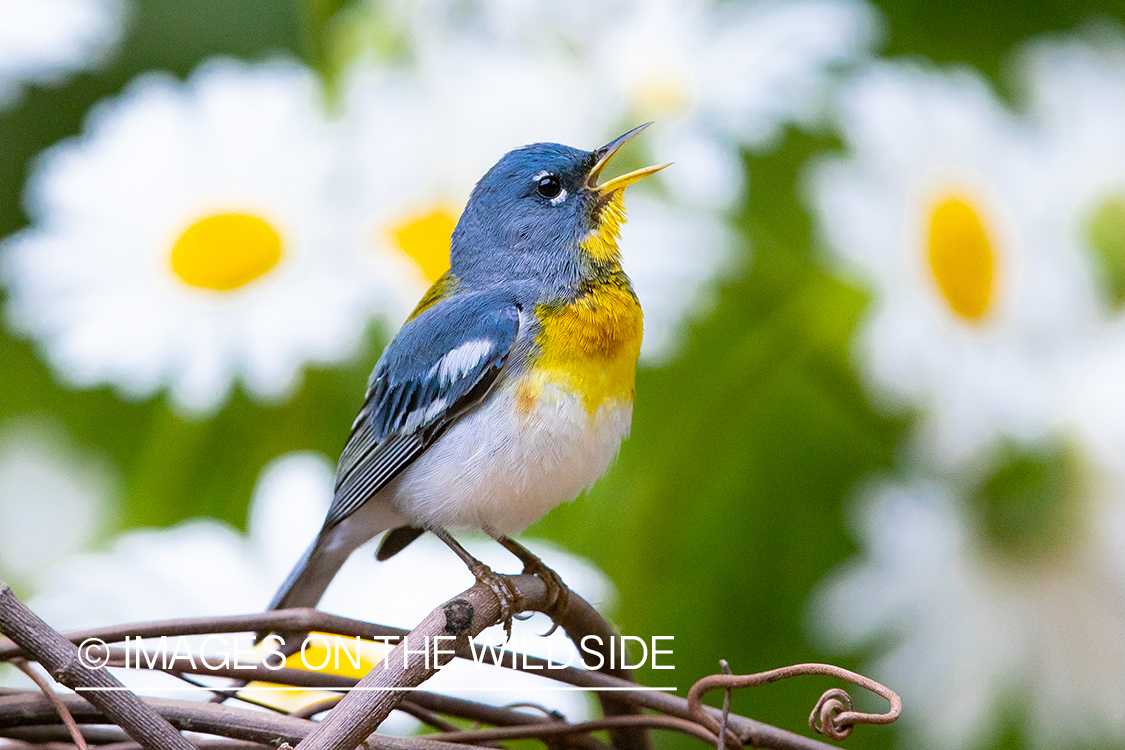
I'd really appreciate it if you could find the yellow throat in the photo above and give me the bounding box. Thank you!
[525,191,644,416]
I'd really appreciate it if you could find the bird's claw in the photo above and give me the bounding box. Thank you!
[469,562,524,638]
[521,558,570,636]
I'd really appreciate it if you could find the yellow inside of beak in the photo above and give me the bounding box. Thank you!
[594,163,672,195]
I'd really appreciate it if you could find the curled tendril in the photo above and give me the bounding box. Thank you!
[810,688,853,741]
[687,663,901,747]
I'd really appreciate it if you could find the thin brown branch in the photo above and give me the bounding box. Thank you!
[0,600,899,750]
[294,573,543,750]
[0,723,131,744]
[290,697,343,720]
[428,714,720,745]
[0,692,493,750]
[395,700,462,733]
[9,658,88,750]
[687,663,902,744]
[70,621,845,749]
[545,585,650,750]
[0,610,407,662]
[94,742,270,750]
[0,604,651,750]
[292,573,649,750]
[0,582,194,750]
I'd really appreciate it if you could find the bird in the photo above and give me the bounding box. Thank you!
[268,123,669,624]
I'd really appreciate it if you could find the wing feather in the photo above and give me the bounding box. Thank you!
[324,292,521,528]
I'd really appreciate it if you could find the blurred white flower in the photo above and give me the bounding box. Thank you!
[809,38,1125,750]
[351,0,878,359]
[28,450,616,724]
[809,62,1098,466]
[587,0,880,210]
[0,58,408,415]
[0,418,117,591]
[1017,31,1125,464]
[387,0,880,200]
[0,0,128,107]
[809,467,1125,750]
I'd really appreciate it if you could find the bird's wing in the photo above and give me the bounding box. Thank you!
[326,291,521,527]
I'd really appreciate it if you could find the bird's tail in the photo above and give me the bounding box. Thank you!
[268,530,356,612]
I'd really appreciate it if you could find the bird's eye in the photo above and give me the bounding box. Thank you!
[537,175,562,199]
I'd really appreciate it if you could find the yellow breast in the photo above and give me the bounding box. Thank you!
[522,281,643,415]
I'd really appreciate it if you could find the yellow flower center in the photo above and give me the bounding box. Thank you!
[387,207,456,283]
[632,69,691,118]
[170,213,283,291]
[926,194,996,322]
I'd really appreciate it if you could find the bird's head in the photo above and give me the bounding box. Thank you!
[450,123,669,287]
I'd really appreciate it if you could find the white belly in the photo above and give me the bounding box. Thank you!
[384,381,632,536]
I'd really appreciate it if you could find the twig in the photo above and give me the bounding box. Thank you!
[395,700,462,733]
[687,663,902,744]
[716,659,732,750]
[0,582,194,750]
[9,658,88,750]
[2,607,647,749]
[0,600,898,750]
[93,742,270,750]
[293,574,648,750]
[294,573,543,750]
[0,692,494,750]
[0,610,407,662]
[425,714,719,745]
[77,632,845,749]
[0,724,130,745]
[290,697,343,720]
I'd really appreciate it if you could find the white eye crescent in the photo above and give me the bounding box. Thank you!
[534,170,567,204]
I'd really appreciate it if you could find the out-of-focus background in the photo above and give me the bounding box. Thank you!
[4,0,1125,748]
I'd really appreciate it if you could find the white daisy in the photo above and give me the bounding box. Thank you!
[0,0,128,107]
[388,0,880,208]
[0,417,117,592]
[586,0,880,210]
[0,57,407,415]
[809,62,1098,466]
[809,464,1125,750]
[27,450,616,724]
[343,0,875,360]
[1015,31,1125,463]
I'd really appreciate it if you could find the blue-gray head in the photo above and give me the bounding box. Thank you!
[450,123,669,288]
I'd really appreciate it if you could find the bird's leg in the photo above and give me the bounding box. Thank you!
[494,536,570,636]
[430,527,524,638]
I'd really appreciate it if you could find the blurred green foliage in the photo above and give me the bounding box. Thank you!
[2,1,1125,749]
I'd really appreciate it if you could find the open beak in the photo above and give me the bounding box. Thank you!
[586,122,672,195]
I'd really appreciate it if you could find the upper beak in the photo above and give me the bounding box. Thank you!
[586,122,672,194]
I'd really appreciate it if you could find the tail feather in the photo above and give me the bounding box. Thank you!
[268,532,355,612]
[268,499,410,613]
[376,525,425,561]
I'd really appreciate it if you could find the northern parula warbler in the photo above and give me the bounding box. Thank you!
[269,123,668,620]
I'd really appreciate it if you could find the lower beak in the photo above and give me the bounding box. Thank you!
[586,122,672,195]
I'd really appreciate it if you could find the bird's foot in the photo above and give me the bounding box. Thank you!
[522,556,570,636]
[495,537,571,636]
[467,560,524,639]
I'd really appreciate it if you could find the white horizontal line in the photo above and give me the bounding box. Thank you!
[75,686,677,693]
